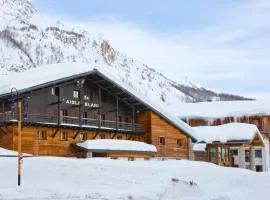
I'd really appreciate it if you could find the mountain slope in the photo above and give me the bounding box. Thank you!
[0,0,250,111]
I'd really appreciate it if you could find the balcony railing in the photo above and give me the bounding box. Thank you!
[0,112,145,134]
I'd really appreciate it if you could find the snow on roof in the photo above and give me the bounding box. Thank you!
[0,62,196,141]
[192,123,261,144]
[0,147,32,157]
[193,143,207,152]
[76,139,157,153]
[173,100,270,119]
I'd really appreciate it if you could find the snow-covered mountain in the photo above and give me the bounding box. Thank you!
[0,0,249,108]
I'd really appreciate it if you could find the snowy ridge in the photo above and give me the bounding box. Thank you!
[0,0,248,111]
[77,139,157,153]
[193,123,261,144]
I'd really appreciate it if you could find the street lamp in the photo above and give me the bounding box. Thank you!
[10,87,22,186]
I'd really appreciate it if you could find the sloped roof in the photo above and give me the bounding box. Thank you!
[0,63,197,141]
[192,123,263,144]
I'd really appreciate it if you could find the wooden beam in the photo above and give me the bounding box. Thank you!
[78,80,84,128]
[51,127,60,138]
[128,135,133,140]
[73,130,81,140]
[111,133,117,139]
[0,126,8,135]
[87,78,138,108]
[132,107,135,133]
[96,79,107,84]
[98,87,101,128]
[93,131,100,139]
[116,96,119,130]
[104,85,116,89]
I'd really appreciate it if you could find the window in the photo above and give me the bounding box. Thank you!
[51,87,59,96]
[84,95,89,101]
[79,133,86,141]
[176,139,182,147]
[255,149,262,158]
[159,137,165,145]
[61,132,68,141]
[245,150,250,162]
[231,149,238,156]
[125,117,129,123]
[118,116,122,123]
[101,114,106,121]
[117,136,122,140]
[209,148,216,163]
[256,165,263,172]
[73,90,79,98]
[37,130,47,140]
[83,112,88,119]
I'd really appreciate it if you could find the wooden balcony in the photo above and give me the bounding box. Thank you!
[0,113,145,134]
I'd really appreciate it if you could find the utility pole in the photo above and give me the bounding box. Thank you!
[18,100,22,186]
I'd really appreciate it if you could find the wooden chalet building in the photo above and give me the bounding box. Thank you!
[193,123,269,172]
[0,64,196,159]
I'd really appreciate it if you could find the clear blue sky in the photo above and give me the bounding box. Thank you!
[33,0,270,99]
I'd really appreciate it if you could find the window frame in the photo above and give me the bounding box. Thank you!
[255,149,262,158]
[61,131,68,141]
[159,137,165,145]
[37,130,47,140]
[176,139,182,147]
[73,90,79,99]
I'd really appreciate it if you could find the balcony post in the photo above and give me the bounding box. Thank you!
[57,89,60,125]
[132,107,135,133]
[116,96,119,130]
[79,80,84,127]
[98,87,101,128]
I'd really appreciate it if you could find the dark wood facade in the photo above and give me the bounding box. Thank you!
[0,71,193,158]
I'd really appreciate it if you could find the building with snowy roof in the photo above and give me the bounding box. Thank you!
[176,100,270,138]
[0,63,196,159]
[192,123,269,172]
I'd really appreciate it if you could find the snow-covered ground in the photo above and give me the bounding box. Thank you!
[0,147,32,157]
[0,157,270,200]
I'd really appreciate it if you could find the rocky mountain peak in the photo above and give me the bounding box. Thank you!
[0,0,250,109]
[0,0,35,27]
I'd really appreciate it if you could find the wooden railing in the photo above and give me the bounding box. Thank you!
[0,113,145,133]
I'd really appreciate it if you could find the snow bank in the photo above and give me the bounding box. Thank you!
[77,139,157,153]
[193,123,260,143]
[0,147,32,157]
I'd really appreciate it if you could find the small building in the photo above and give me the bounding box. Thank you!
[193,123,269,172]
[0,63,196,159]
[75,139,157,160]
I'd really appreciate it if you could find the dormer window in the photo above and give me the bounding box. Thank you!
[73,90,79,98]
[51,87,59,96]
